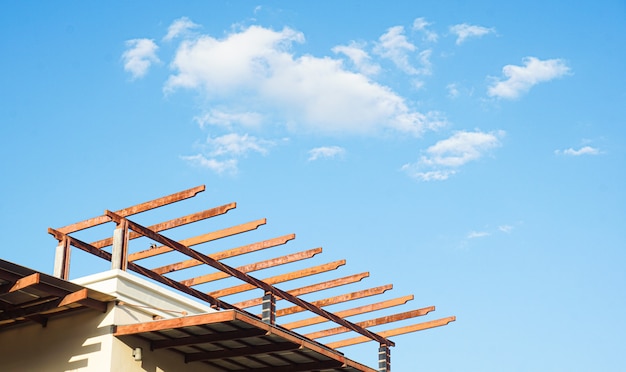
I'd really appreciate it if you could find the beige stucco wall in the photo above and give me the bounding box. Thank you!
[0,270,219,372]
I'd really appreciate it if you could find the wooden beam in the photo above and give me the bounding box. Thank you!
[152,234,296,275]
[305,307,436,339]
[105,211,394,347]
[56,185,205,234]
[283,295,414,330]
[185,342,300,363]
[180,248,323,287]
[90,203,236,249]
[233,272,370,309]
[207,260,346,298]
[326,316,456,349]
[276,284,393,317]
[151,328,267,350]
[127,218,267,261]
[114,311,237,336]
[9,273,40,293]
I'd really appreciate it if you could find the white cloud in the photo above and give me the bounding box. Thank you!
[374,26,420,75]
[498,225,513,233]
[308,146,346,161]
[205,133,273,157]
[165,25,443,137]
[180,154,238,175]
[164,17,200,41]
[332,42,381,75]
[122,38,160,79]
[555,146,600,156]
[447,83,459,98]
[412,17,438,42]
[450,23,495,45]
[402,130,504,181]
[195,109,263,129]
[488,57,571,99]
[467,231,490,239]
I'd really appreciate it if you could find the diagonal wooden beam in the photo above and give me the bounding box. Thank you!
[326,316,456,349]
[56,185,205,234]
[283,295,414,330]
[90,203,236,249]
[6,273,40,293]
[128,218,267,261]
[207,260,346,298]
[181,248,323,287]
[233,272,370,309]
[152,234,295,275]
[104,211,394,347]
[305,306,435,339]
[276,284,393,317]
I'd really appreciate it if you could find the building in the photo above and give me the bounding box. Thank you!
[0,185,454,371]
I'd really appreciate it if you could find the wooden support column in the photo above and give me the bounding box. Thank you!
[261,291,276,325]
[378,344,391,372]
[53,236,71,279]
[111,219,129,271]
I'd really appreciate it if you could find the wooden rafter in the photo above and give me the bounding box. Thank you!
[90,203,236,249]
[305,307,435,339]
[56,185,205,234]
[276,284,393,317]
[152,234,296,275]
[127,218,267,261]
[180,248,323,287]
[326,316,457,349]
[207,260,347,298]
[233,272,370,309]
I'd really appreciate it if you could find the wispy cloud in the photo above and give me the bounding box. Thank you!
[164,17,200,41]
[467,231,490,239]
[332,42,381,75]
[488,57,571,99]
[122,38,159,79]
[308,146,346,161]
[402,130,504,181]
[204,133,274,157]
[194,109,263,129]
[180,154,238,175]
[450,23,495,45]
[498,225,513,233]
[555,146,600,156]
[374,26,420,75]
[412,17,438,42]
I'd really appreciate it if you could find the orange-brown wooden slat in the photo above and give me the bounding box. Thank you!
[283,295,414,330]
[180,248,323,286]
[152,234,296,275]
[276,284,393,317]
[207,260,347,298]
[305,307,435,339]
[233,272,370,309]
[90,203,236,249]
[325,316,456,349]
[128,218,267,261]
[56,185,205,234]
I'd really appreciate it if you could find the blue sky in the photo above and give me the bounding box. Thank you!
[1,1,625,370]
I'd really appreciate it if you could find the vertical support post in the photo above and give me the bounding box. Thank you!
[378,344,391,372]
[53,236,71,279]
[261,291,276,325]
[111,219,129,271]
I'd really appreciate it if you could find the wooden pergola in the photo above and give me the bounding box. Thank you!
[47,185,455,371]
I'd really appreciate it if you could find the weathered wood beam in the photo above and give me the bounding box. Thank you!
[180,248,323,287]
[56,185,205,234]
[90,203,236,249]
[326,316,457,349]
[305,307,435,339]
[283,295,414,330]
[105,211,394,347]
[127,218,267,261]
[207,260,346,298]
[275,284,393,317]
[233,272,370,309]
[152,234,296,275]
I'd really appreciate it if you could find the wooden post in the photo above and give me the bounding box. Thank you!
[53,236,71,279]
[378,344,391,372]
[261,291,276,325]
[111,219,129,271]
